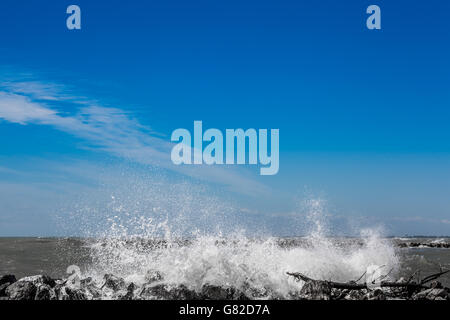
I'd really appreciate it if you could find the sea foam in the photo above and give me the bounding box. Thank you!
[79,198,399,299]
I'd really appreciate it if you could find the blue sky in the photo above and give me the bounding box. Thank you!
[0,0,449,236]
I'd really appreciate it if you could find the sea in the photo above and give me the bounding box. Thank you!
[1,236,449,298]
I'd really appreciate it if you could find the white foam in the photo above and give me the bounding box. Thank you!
[67,176,401,298]
[84,222,399,298]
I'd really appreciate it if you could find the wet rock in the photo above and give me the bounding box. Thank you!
[434,297,446,301]
[169,285,201,299]
[79,278,102,299]
[127,282,138,292]
[35,284,57,300]
[52,278,89,300]
[53,280,67,299]
[241,282,279,299]
[400,242,450,248]
[298,280,332,300]
[140,283,169,299]
[0,283,10,297]
[120,282,138,300]
[4,274,54,300]
[102,274,126,291]
[80,277,93,288]
[367,289,386,300]
[412,288,432,300]
[0,275,16,286]
[61,286,88,300]
[201,284,230,300]
[200,284,249,300]
[20,275,56,287]
[85,284,102,299]
[345,289,366,300]
[412,288,448,300]
[427,288,448,300]
[145,270,163,283]
[0,275,17,297]
[6,280,37,300]
[140,284,200,300]
[230,288,250,300]
[330,288,347,300]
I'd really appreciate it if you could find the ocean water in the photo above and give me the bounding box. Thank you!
[1,236,449,297]
[1,194,449,298]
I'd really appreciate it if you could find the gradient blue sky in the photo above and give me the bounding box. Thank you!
[0,0,449,236]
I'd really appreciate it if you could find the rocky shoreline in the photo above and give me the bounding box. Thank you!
[397,242,450,249]
[1,270,449,300]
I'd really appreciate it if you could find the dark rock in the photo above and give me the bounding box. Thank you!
[9,275,57,300]
[78,277,101,299]
[200,284,249,300]
[19,275,55,287]
[145,270,163,283]
[201,284,230,300]
[85,284,102,299]
[367,288,386,300]
[230,288,250,300]
[412,288,448,300]
[6,281,37,300]
[0,283,11,297]
[169,285,201,299]
[298,280,332,300]
[330,288,347,300]
[127,282,137,294]
[412,288,432,300]
[140,283,167,299]
[80,277,93,288]
[0,275,16,286]
[140,284,200,300]
[399,242,450,248]
[102,274,126,291]
[40,275,56,287]
[241,283,278,299]
[427,288,448,300]
[120,282,138,300]
[62,286,88,300]
[35,284,56,300]
[345,289,366,300]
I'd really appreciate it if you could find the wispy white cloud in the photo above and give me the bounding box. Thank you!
[0,92,57,124]
[0,78,270,195]
[1,81,70,101]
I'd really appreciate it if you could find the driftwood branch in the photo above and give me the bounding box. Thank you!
[420,270,450,285]
[286,269,450,290]
[353,271,366,283]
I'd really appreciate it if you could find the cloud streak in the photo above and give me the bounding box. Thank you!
[0,77,269,195]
